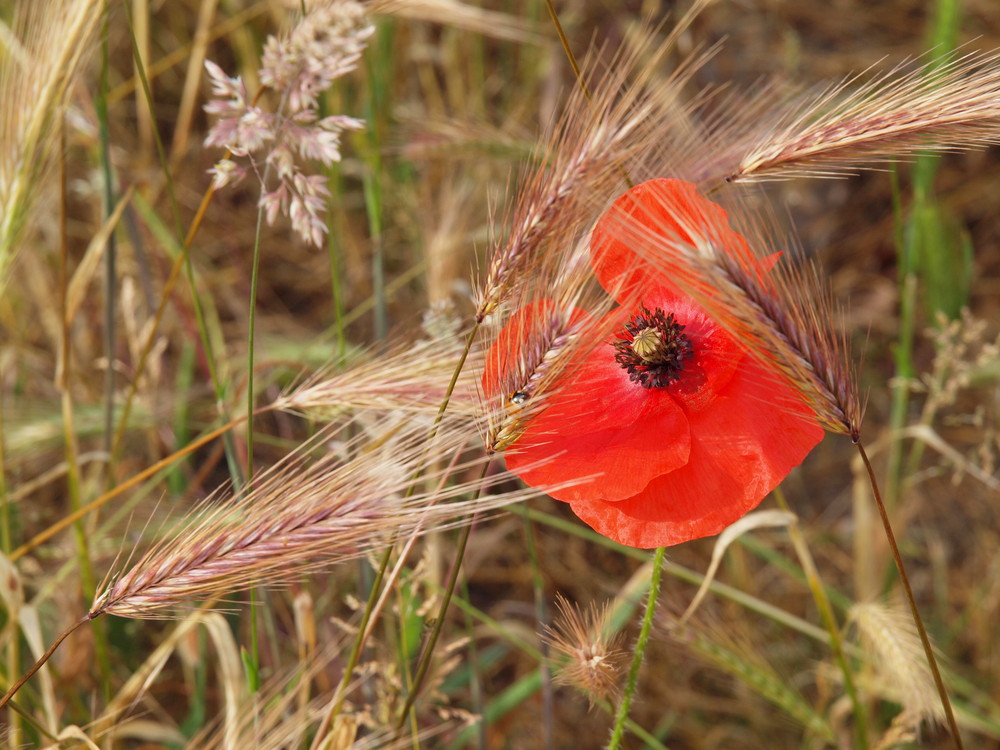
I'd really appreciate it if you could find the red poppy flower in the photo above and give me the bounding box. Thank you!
[484,178,824,548]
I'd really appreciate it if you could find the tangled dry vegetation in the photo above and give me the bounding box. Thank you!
[1,0,1000,748]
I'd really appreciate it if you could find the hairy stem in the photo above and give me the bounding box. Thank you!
[608,546,666,750]
[0,616,89,710]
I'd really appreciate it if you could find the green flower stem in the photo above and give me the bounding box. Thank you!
[608,545,667,750]
[243,195,267,693]
[58,116,111,704]
[459,577,488,750]
[325,164,347,361]
[121,0,244,491]
[394,490,482,732]
[887,0,962,513]
[98,1,118,480]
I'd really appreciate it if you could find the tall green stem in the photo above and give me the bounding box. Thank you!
[315,320,483,745]
[121,0,244,490]
[608,546,667,750]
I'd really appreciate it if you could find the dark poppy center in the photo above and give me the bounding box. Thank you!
[613,305,693,389]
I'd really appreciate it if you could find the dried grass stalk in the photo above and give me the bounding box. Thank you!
[0,0,103,286]
[372,0,547,45]
[91,415,537,619]
[662,610,835,742]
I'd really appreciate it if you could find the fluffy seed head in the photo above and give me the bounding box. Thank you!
[851,601,944,725]
[203,0,371,246]
[542,595,627,707]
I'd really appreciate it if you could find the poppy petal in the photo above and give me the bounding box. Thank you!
[568,358,824,548]
[591,179,752,301]
[505,337,692,503]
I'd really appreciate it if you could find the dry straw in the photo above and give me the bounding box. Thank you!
[372,0,548,45]
[184,633,463,750]
[661,609,836,742]
[0,0,104,287]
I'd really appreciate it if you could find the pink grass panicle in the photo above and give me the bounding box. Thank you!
[203,0,373,246]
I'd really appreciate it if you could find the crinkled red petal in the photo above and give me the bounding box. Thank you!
[504,320,691,503]
[591,178,753,301]
[568,358,824,548]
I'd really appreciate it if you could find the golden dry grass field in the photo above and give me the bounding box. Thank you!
[1,0,1000,748]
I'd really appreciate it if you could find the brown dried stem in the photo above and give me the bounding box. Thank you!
[0,616,89,711]
[857,441,963,749]
[10,414,250,562]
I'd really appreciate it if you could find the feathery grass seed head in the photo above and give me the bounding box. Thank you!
[91,416,533,619]
[724,51,1000,183]
[474,23,717,322]
[542,595,627,707]
[595,182,861,438]
[0,0,103,287]
[850,600,944,725]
